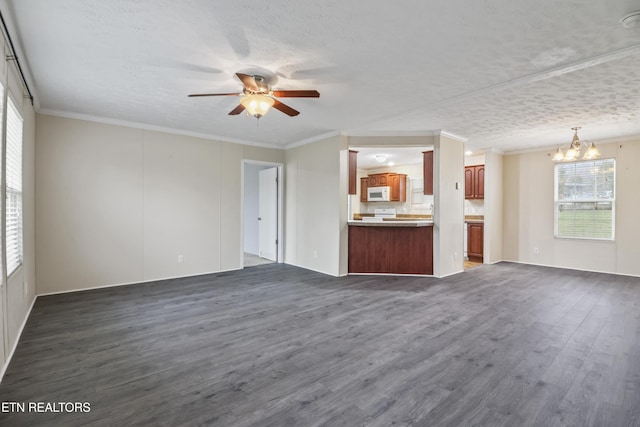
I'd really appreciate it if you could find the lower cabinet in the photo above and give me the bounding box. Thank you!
[467,222,484,263]
[348,225,433,274]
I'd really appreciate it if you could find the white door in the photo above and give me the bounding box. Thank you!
[258,167,278,261]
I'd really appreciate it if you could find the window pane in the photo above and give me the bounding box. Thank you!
[555,159,615,240]
[557,202,613,239]
[556,159,614,202]
[6,97,24,275]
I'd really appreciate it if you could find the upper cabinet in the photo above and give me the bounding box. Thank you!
[465,165,485,200]
[422,151,433,195]
[360,177,369,203]
[361,172,407,202]
[389,174,406,202]
[348,150,358,195]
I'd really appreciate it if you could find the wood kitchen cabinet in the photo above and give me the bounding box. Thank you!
[423,151,433,195]
[348,225,433,274]
[465,165,485,199]
[389,174,406,202]
[360,177,369,202]
[368,173,389,187]
[365,173,407,202]
[348,150,358,195]
[467,222,484,262]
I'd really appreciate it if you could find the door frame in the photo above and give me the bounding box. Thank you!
[241,160,284,265]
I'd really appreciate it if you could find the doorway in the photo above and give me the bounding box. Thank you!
[242,161,283,268]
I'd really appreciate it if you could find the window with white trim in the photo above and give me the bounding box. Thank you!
[554,159,615,240]
[6,96,23,276]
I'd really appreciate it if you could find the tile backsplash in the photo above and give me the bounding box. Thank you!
[465,199,484,215]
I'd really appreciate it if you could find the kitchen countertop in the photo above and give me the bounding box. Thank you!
[464,215,484,223]
[348,220,433,227]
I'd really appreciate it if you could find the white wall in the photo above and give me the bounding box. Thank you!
[433,134,465,277]
[285,135,342,276]
[502,138,640,276]
[35,114,284,294]
[484,151,503,263]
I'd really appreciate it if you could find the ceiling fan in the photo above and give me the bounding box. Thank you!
[188,72,320,119]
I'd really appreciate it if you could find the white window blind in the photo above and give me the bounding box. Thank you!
[6,97,23,276]
[554,159,615,240]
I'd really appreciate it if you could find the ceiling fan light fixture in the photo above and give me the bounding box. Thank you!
[240,94,275,119]
[620,10,640,28]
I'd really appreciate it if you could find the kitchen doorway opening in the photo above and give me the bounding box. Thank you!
[241,160,284,268]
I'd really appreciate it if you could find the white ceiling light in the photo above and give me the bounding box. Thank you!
[375,154,387,163]
[620,11,640,28]
[240,94,275,119]
[551,127,600,162]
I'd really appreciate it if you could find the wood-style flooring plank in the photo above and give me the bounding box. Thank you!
[0,262,639,426]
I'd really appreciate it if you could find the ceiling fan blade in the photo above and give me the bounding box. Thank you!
[273,100,300,116]
[236,73,259,91]
[228,104,246,115]
[188,93,240,97]
[272,90,320,98]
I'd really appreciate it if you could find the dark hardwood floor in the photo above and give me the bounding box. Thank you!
[1,262,639,426]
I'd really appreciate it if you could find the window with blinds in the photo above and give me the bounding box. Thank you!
[6,97,23,276]
[554,159,615,240]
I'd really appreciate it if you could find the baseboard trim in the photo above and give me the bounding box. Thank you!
[37,267,244,298]
[285,262,340,277]
[499,259,640,278]
[0,295,37,384]
[348,272,435,278]
[438,269,465,278]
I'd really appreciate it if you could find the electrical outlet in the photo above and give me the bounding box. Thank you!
[313,251,318,258]
[178,254,184,263]
[533,247,539,254]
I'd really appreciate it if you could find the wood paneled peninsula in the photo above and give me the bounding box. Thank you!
[348,220,433,275]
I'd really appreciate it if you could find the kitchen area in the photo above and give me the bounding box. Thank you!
[463,153,485,266]
[347,145,485,276]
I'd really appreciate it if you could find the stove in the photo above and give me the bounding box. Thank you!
[362,208,397,222]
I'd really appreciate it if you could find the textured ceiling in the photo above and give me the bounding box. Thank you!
[3,0,640,151]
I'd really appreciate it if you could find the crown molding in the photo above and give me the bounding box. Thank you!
[37,108,286,150]
[438,130,469,142]
[284,130,341,149]
[502,132,640,156]
[340,129,439,137]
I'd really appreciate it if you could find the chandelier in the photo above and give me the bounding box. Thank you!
[551,127,600,162]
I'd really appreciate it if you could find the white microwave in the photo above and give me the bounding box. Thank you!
[367,186,391,202]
